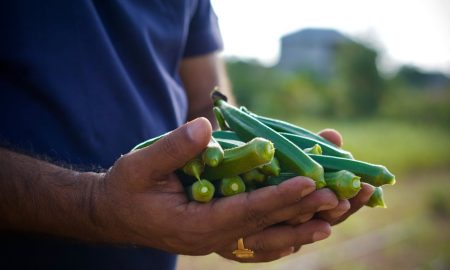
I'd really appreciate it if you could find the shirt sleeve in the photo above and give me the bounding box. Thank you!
[183,0,223,57]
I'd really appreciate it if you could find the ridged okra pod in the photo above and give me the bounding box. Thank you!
[188,180,215,203]
[202,137,275,180]
[240,106,335,147]
[217,176,246,196]
[241,168,267,184]
[202,137,224,167]
[309,154,396,187]
[281,132,353,159]
[324,170,361,200]
[259,157,281,176]
[212,91,326,188]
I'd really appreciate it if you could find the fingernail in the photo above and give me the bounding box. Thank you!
[366,184,376,195]
[280,246,295,257]
[296,213,313,224]
[300,186,315,197]
[329,209,348,220]
[313,231,329,242]
[187,118,207,141]
[318,203,335,211]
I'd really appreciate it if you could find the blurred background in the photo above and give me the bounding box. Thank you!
[179,0,450,269]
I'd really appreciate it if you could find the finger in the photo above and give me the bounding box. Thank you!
[331,183,375,225]
[285,188,339,225]
[316,199,351,223]
[318,128,343,147]
[217,247,294,263]
[125,117,212,181]
[209,177,316,234]
[222,219,331,254]
[253,187,340,227]
[217,246,295,263]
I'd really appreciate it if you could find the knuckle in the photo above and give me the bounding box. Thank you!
[108,155,133,184]
[244,205,261,227]
[340,200,351,211]
[252,237,269,252]
[243,194,269,229]
[256,215,271,229]
[174,233,212,255]
[319,189,339,207]
[113,154,132,171]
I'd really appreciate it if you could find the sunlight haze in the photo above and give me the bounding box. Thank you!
[211,0,450,75]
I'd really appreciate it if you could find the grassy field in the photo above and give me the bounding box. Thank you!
[177,118,450,270]
[287,117,450,175]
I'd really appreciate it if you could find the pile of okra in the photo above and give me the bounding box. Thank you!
[132,90,395,208]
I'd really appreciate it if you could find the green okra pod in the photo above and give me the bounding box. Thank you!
[241,168,267,184]
[259,157,281,176]
[213,107,229,130]
[366,186,387,208]
[213,91,326,188]
[213,130,241,141]
[202,137,224,167]
[303,144,323,155]
[240,106,335,147]
[309,154,396,187]
[188,179,215,203]
[324,170,361,199]
[281,132,353,159]
[202,137,275,180]
[264,172,297,186]
[218,176,246,196]
[215,138,245,149]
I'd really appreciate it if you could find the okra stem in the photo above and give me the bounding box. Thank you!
[182,157,204,181]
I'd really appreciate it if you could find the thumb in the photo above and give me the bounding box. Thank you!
[127,117,212,182]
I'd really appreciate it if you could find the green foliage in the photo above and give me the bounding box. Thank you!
[226,41,449,126]
[291,117,450,174]
[380,68,450,126]
[330,42,384,117]
[226,60,327,119]
[428,188,450,220]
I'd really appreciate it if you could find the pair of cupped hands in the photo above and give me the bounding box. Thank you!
[93,117,374,263]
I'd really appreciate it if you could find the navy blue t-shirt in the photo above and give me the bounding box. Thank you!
[0,1,222,269]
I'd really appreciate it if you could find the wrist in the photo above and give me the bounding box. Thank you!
[71,170,114,244]
[77,170,135,246]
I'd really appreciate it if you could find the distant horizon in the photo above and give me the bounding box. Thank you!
[211,0,450,76]
[222,27,450,78]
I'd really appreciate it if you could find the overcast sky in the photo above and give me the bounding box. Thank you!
[211,0,450,75]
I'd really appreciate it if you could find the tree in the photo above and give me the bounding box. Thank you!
[332,41,384,117]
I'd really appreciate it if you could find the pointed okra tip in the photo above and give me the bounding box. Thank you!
[366,186,387,208]
[211,87,228,106]
[381,167,396,186]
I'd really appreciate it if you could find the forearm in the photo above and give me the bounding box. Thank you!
[180,52,235,129]
[0,148,102,241]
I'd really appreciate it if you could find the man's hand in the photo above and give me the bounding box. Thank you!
[314,128,374,225]
[91,117,336,258]
[0,118,363,263]
[265,128,374,255]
